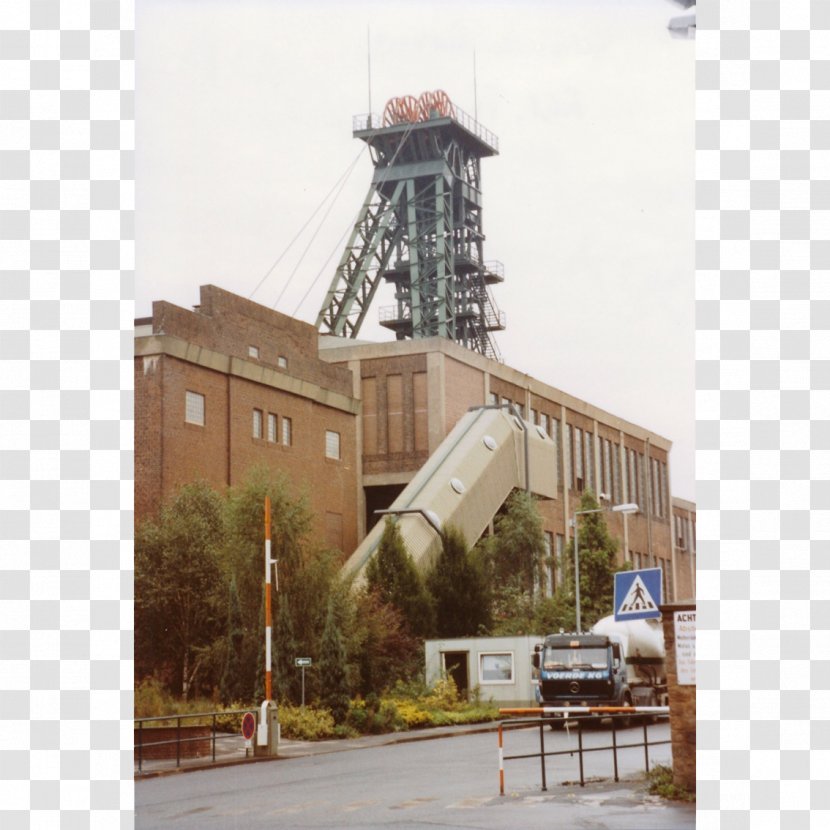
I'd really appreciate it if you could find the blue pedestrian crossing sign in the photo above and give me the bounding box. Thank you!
[614,568,662,621]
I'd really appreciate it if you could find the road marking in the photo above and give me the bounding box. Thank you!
[390,797,438,810]
[447,796,496,809]
[342,800,380,812]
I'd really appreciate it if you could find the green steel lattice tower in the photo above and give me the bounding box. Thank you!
[315,91,506,361]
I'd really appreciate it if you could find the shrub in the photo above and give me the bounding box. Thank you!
[277,705,336,741]
[646,765,695,802]
[135,677,169,718]
[423,675,460,710]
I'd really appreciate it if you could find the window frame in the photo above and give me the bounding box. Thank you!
[252,408,263,439]
[267,412,278,443]
[282,416,292,446]
[185,390,205,426]
[478,651,515,685]
[325,429,341,460]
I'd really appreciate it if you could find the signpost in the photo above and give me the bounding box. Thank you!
[295,658,312,708]
[241,711,256,753]
[613,567,662,621]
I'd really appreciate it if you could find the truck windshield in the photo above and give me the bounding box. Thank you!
[543,647,609,671]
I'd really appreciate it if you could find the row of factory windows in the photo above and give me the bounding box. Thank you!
[488,393,670,519]
[184,390,341,460]
[531,533,676,603]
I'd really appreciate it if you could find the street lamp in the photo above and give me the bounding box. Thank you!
[373,507,444,539]
[571,502,639,634]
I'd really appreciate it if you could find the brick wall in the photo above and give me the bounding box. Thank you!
[152,285,353,398]
[359,354,429,476]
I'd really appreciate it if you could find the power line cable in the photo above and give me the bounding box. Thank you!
[271,149,365,310]
[292,121,415,320]
[247,144,367,301]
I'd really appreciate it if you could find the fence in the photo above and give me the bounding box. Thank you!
[134,709,254,774]
[497,706,671,795]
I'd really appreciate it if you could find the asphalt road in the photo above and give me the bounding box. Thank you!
[136,722,695,829]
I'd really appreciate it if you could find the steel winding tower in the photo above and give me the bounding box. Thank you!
[316,90,506,360]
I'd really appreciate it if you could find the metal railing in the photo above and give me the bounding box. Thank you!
[497,707,671,795]
[134,709,254,774]
[352,106,499,152]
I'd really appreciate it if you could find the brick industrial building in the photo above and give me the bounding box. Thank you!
[135,284,695,602]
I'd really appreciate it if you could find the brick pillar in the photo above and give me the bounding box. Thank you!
[659,601,696,791]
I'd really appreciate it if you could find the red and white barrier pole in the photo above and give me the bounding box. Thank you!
[264,496,272,702]
[498,723,505,796]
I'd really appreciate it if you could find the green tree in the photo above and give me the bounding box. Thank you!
[219,575,246,704]
[318,599,350,724]
[365,518,435,639]
[486,490,546,594]
[427,525,491,637]
[135,481,226,698]
[567,490,623,628]
[223,466,337,703]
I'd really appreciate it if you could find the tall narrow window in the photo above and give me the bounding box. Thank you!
[564,424,572,490]
[574,427,583,490]
[252,409,263,439]
[267,413,278,443]
[543,531,553,596]
[530,408,538,425]
[603,439,612,497]
[185,391,205,426]
[325,430,341,460]
[585,432,594,492]
[539,413,549,436]
[282,416,292,446]
[612,443,621,503]
[555,534,565,590]
[488,392,498,406]
[551,418,561,485]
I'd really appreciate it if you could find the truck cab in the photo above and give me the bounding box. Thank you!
[531,633,630,711]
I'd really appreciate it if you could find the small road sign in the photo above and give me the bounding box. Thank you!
[241,711,256,741]
[614,568,662,621]
[295,657,312,667]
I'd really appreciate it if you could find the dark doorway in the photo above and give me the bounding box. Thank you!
[364,484,406,532]
[441,651,469,699]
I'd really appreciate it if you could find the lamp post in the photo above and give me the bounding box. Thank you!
[571,501,639,633]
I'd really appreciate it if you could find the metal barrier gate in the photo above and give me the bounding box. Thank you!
[497,706,670,795]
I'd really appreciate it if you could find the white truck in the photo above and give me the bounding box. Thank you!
[532,615,667,718]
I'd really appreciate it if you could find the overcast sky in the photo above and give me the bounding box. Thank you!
[136,0,694,500]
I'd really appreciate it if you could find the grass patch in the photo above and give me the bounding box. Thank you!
[646,764,695,802]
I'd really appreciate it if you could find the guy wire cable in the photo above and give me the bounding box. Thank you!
[291,120,416,319]
[247,144,367,302]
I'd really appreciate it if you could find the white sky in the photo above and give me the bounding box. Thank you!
[136,0,695,501]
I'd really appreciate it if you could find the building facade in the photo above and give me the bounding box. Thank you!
[135,285,360,554]
[135,284,692,603]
